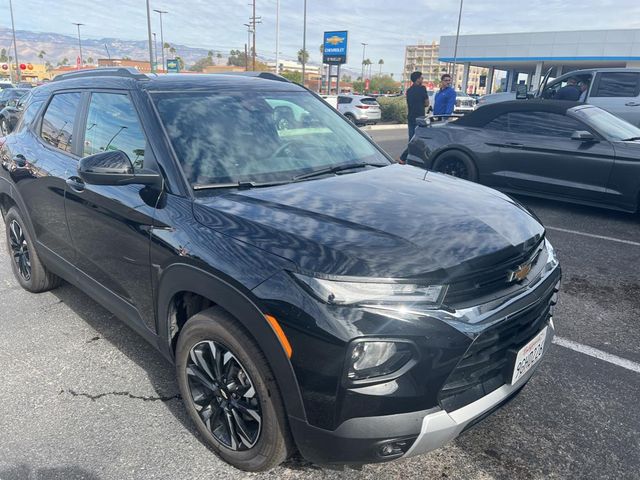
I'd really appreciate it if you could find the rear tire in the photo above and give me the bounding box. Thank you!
[344,113,356,124]
[176,307,292,472]
[432,150,478,182]
[4,206,61,293]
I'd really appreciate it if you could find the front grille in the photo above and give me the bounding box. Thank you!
[445,243,545,305]
[438,288,554,412]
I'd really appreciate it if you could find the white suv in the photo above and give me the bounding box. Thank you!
[337,95,381,125]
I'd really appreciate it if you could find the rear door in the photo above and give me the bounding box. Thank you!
[587,71,640,127]
[486,110,615,201]
[64,90,159,332]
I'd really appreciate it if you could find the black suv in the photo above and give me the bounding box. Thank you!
[0,69,561,471]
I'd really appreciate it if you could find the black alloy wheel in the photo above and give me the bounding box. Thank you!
[433,151,478,182]
[9,219,30,281]
[186,340,262,450]
[438,157,470,179]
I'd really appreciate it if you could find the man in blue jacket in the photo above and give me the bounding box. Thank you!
[434,74,456,116]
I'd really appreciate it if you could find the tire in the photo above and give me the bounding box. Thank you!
[4,206,61,292]
[432,150,478,182]
[344,113,356,124]
[176,307,292,471]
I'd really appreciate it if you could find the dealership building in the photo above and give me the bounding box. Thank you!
[437,28,640,94]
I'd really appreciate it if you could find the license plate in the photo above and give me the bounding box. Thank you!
[510,327,547,384]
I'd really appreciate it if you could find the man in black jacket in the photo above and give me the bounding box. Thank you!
[406,71,429,141]
[556,78,581,101]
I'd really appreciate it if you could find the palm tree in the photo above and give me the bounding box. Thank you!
[378,59,384,76]
[297,49,309,65]
[38,50,46,61]
[207,50,214,58]
[216,52,223,65]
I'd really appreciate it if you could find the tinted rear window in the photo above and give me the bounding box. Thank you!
[40,92,81,154]
[359,98,378,105]
[592,72,640,98]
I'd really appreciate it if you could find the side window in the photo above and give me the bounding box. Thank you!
[16,99,44,133]
[592,73,640,98]
[83,93,146,170]
[507,112,583,138]
[484,114,509,131]
[338,96,352,104]
[40,92,82,153]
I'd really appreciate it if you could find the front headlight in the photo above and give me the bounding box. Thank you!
[545,238,559,271]
[293,273,447,307]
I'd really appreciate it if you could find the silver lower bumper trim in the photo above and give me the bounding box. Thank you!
[404,319,555,458]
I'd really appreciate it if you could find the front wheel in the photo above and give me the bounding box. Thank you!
[175,307,292,471]
[432,151,478,182]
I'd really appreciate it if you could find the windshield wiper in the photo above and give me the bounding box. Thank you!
[193,180,288,191]
[621,136,640,141]
[292,162,384,182]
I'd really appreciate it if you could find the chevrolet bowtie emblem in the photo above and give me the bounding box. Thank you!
[508,262,532,282]
[326,35,344,46]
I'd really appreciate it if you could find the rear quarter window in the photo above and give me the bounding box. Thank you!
[592,72,640,98]
[359,98,378,105]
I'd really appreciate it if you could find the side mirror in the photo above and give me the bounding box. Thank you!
[571,130,596,142]
[78,150,161,187]
[416,116,430,127]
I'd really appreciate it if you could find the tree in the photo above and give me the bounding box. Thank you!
[227,49,247,67]
[207,50,214,58]
[58,57,69,66]
[86,56,94,64]
[216,52,223,64]
[175,56,185,70]
[0,49,7,62]
[341,74,352,83]
[378,59,384,76]
[297,49,309,65]
[169,46,176,56]
[280,70,303,84]
[38,50,46,61]
[189,55,215,72]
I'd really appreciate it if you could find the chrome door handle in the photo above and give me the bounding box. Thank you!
[12,155,26,167]
[66,176,85,192]
[625,101,640,106]
[505,142,525,149]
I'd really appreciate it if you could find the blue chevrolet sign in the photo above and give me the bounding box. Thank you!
[323,31,348,64]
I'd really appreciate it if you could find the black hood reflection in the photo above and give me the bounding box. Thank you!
[193,165,544,279]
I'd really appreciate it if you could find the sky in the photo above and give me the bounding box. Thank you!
[3,0,640,76]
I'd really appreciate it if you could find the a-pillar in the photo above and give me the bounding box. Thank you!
[461,62,471,94]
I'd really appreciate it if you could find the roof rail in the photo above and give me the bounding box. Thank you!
[218,71,290,83]
[52,67,150,82]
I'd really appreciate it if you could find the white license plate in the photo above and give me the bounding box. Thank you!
[510,327,547,384]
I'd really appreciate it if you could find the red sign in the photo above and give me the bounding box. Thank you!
[27,64,33,70]
[1,64,7,71]
[19,63,26,70]
[364,78,370,90]
[76,56,81,69]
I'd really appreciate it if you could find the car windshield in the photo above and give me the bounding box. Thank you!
[152,89,390,188]
[571,106,640,141]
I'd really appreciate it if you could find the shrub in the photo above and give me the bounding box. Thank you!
[377,96,407,124]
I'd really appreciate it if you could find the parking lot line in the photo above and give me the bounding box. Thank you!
[546,226,640,247]
[553,336,640,374]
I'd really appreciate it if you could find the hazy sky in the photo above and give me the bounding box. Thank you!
[3,0,640,75]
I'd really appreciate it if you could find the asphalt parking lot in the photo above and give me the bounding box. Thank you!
[0,127,638,480]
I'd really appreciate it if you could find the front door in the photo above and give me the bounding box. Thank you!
[64,90,160,332]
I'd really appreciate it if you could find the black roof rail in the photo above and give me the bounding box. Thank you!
[52,67,150,82]
[218,71,290,83]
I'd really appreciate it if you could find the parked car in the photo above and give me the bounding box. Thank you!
[337,94,381,125]
[0,87,29,111]
[454,91,476,114]
[0,90,31,135]
[0,82,14,92]
[476,91,517,107]
[405,99,640,212]
[0,68,560,471]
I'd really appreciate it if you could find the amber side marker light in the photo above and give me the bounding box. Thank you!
[264,314,293,359]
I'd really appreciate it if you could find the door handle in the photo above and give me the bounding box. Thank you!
[504,142,525,149]
[12,154,26,167]
[625,101,640,106]
[66,176,85,192]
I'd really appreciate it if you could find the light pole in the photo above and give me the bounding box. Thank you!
[243,23,254,71]
[301,0,307,84]
[360,43,367,80]
[153,9,168,73]
[72,23,84,67]
[8,0,20,82]
[451,0,464,84]
[153,33,158,70]
[145,0,154,73]
[275,0,280,74]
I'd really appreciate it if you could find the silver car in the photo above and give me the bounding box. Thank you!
[454,91,476,114]
[337,95,382,125]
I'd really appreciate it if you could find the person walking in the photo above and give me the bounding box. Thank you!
[556,77,581,101]
[433,73,456,118]
[406,71,429,141]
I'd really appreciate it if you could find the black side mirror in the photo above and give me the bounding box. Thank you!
[78,150,162,187]
[571,130,596,142]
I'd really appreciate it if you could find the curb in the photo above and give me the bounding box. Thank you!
[361,124,407,131]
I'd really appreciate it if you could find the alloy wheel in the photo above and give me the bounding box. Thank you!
[186,340,262,451]
[439,158,469,179]
[9,219,30,281]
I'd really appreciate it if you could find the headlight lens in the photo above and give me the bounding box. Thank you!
[347,340,417,382]
[545,238,559,271]
[293,273,447,306]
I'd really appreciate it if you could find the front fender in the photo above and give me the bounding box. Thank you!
[156,263,306,420]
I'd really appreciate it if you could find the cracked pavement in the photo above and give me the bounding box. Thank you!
[0,131,638,479]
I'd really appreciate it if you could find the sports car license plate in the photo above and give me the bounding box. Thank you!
[510,327,547,384]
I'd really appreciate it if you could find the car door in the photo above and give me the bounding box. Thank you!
[64,90,159,332]
[486,110,615,201]
[587,72,640,127]
[7,91,83,262]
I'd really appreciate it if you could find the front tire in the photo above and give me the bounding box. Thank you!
[4,206,61,292]
[432,150,478,182]
[176,307,292,471]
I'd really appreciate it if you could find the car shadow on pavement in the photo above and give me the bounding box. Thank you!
[0,463,101,480]
[49,283,321,473]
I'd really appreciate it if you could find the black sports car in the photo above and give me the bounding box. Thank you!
[406,100,640,212]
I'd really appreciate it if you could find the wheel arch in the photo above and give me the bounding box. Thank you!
[156,263,307,420]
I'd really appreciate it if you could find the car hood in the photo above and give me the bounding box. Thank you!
[193,165,544,278]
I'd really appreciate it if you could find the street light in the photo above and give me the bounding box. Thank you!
[154,9,168,73]
[8,0,20,82]
[451,0,464,84]
[145,0,154,73]
[360,43,368,80]
[275,0,280,74]
[301,0,307,83]
[153,33,158,70]
[72,23,85,67]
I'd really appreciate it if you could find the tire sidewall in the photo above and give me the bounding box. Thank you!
[5,207,36,290]
[175,311,289,471]
[434,151,478,182]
